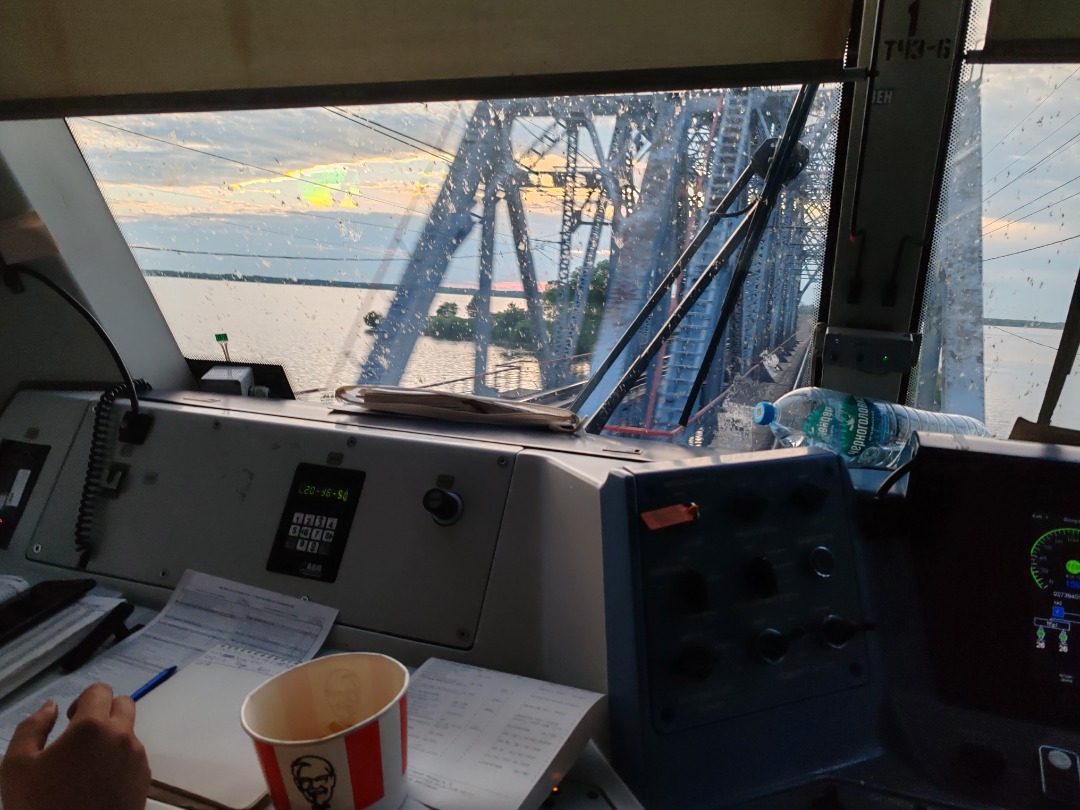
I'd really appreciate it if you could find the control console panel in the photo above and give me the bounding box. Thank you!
[604,448,877,809]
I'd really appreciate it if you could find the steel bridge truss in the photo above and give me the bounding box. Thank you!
[357,88,839,441]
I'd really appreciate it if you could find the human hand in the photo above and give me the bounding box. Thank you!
[0,682,151,810]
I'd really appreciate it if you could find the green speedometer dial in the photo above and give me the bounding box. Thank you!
[1030,527,1080,590]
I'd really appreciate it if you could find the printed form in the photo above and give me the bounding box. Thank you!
[0,593,125,700]
[406,659,605,810]
[0,575,28,604]
[0,570,337,750]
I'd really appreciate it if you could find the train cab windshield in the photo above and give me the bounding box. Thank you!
[57,32,1080,450]
[8,2,1080,810]
[65,84,843,450]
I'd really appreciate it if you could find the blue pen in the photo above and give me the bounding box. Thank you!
[131,665,178,702]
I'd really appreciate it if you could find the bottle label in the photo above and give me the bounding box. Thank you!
[803,395,886,461]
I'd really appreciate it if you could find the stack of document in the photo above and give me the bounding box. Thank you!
[406,659,605,810]
[0,572,338,810]
[0,573,605,810]
[0,575,125,701]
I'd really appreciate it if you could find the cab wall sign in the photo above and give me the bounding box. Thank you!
[0,441,50,549]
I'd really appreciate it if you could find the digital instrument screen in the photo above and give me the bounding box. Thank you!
[1028,516,1080,688]
[907,441,1080,728]
[266,463,366,583]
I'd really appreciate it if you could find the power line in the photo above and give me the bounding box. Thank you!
[94,169,522,258]
[984,66,1080,159]
[333,106,457,158]
[130,244,517,262]
[984,231,1080,261]
[983,186,1080,236]
[983,130,1080,203]
[120,198,405,258]
[104,182,426,236]
[83,118,420,214]
[405,104,469,137]
[323,107,454,163]
[987,324,1060,350]
[984,109,1080,187]
[131,245,407,261]
[983,172,1080,232]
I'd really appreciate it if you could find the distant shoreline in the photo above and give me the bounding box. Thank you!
[143,269,530,297]
[143,271,1070,325]
[984,318,1065,330]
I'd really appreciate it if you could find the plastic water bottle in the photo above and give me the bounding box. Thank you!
[753,387,992,469]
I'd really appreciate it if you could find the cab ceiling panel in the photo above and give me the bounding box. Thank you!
[0,0,855,117]
[976,0,1080,62]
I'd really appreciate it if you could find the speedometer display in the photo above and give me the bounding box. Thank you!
[1030,527,1080,592]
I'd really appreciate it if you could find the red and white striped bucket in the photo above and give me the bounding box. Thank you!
[241,653,409,810]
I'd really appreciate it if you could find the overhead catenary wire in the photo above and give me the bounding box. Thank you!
[984,231,1080,261]
[983,66,1080,159]
[109,181,430,236]
[130,244,517,262]
[122,200,412,258]
[984,130,1080,203]
[987,323,1061,351]
[983,187,1080,237]
[983,109,1080,187]
[83,118,422,215]
[322,107,455,163]
[408,106,470,138]
[109,183,525,259]
[983,172,1080,233]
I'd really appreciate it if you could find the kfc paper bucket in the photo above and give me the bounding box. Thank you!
[241,652,408,810]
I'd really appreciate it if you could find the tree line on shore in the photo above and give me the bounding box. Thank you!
[364,261,609,354]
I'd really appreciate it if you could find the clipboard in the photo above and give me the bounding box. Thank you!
[134,645,291,810]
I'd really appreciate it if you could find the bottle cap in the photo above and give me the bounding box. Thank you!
[753,401,776,425]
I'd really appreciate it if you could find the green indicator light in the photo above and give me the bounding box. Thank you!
[1038,628,1046,639]
[1061,631,1069,642]
[882,355,889,363]
[1068,560,1080,575]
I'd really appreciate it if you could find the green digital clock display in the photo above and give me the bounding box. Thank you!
[297,483,350,502]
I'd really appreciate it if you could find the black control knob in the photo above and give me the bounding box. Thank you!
[755,627,803,664]
[670,570,711,614]
[809,546,836,578]
[821,615,875,648]
[742,557,778,599]
[423,487,463,525]
[669,646,717,681]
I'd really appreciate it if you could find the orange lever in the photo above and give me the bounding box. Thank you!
[640,503,699,531]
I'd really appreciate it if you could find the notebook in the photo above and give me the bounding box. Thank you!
[134,644,291,810]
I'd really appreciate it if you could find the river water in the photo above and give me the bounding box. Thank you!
[148,277,1080,439]
[984,325,1080,436]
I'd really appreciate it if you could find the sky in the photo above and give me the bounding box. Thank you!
[978,63,1080,321]
[68,102,609,290]
[65,61,1080,327]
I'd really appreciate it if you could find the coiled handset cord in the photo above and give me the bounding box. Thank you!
[75,380,152,567]
[1,262,152,568]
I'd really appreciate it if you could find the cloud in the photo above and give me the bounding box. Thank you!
[70,104,467,189]
[976,63,1080,320]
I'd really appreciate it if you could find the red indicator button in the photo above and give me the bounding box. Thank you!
[641,503,699,531]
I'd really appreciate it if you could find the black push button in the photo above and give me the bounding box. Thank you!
[810,546,836,577]
[423,487,463,525]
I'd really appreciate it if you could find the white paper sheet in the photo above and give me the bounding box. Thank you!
[405,659,604,810]
[136,644,294,810]
[0,576,28,605]
[0,570,337,751]
[0,594,124,700]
